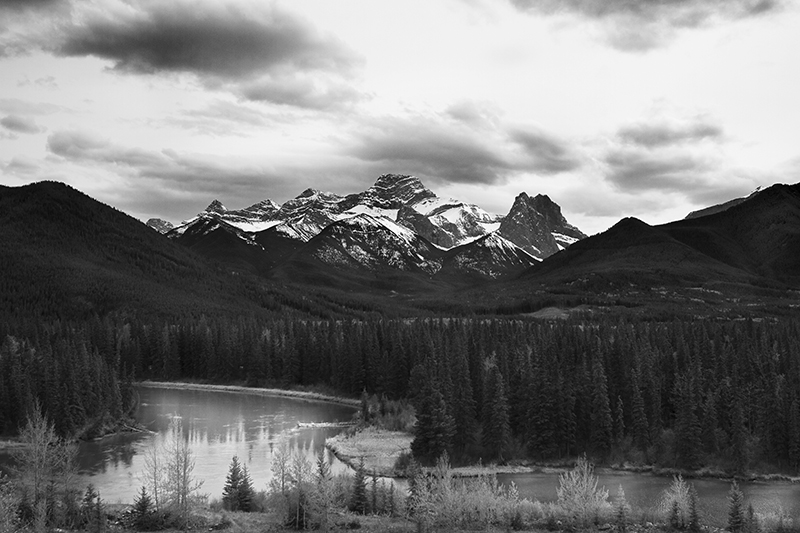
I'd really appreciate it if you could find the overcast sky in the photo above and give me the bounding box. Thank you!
[1,0,799,235]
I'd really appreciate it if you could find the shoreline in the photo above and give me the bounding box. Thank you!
[138,380,362,408]
[326,426,800,484]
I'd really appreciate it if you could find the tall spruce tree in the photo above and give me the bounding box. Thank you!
[590,356,614,454]
[727,481,745,533]
[222,456,244,511]
[482,361,511,461]
[411,380,456,463]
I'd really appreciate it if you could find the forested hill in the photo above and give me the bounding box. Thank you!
[0,181,401,323]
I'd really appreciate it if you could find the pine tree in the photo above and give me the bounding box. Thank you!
[688,484,700,532]
[674,375,703,469]
[238,466,254,512]
[631,373,649,450]
[727,481,745,533]
[482,361,511,461]
[615,396,626,445]
[590,356,613,454]
[222,456,243,511]
[615,485,630,533]
[81,485,105,533]
[130,486,154,530]
[411,380,455,463]
[349,458,368,515]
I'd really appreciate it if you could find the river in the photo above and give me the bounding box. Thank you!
[2,384,799,527]
[66,385,356,504]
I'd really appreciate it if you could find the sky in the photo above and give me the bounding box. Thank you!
[1,0,799,236]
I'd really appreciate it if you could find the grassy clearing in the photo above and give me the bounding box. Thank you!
[326,426,413,476]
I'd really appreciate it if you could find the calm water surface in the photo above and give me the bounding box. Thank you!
[73,386,356,503]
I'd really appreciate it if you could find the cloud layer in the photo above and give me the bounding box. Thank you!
[1,114,44,134]
[510,0,781,50]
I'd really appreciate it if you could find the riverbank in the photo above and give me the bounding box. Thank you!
[326,426,413,476]
[138,380,362,407]
[326,426,800,484]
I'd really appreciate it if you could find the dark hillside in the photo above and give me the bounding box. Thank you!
[0,181,367,321]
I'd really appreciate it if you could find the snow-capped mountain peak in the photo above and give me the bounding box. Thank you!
[205,200,226,214]
[165,174,586,279]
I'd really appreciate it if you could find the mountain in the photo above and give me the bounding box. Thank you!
[520,184,800,296]
[165,174,583,282]
[685,187,762,219]
[0,181,400,321]
[498,193,586,259]
[438,232,538,280]
[146,218,174,233]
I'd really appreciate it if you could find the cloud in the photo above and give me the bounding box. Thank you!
[348,114,510,185]
[0,114,44,134]
[2,156,40,175]
[346,111,580,186]
[49,1,363,108]
[510,129,582,173]
[618,121,723,148]
[0,0,62,11]
[0,98,64,115]
[238,73,363,110]
[604,149,708,191]
[44,128,302,218]
[509,0,782,51]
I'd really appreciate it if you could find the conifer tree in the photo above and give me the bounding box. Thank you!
[222,456,242,511]
[482,362,511,461]
[727,481,745,533]
[615,396,625,445]
[238,466,254,512]
[590,356,613,454]
[674,375,703,469]
[411,380,455,463]
[631,372,649,450]
[130,486,154,530]
[688,484,700,532]
[615,485,630,533]
[349,458,368,514]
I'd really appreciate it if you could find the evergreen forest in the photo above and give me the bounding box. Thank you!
[2,312,800,475]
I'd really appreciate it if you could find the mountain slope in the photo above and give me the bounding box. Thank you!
[664,183,800,284]
[518,182,800,289]
[0,182,377,320]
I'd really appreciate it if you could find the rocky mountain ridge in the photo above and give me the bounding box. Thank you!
[163,174,586,279]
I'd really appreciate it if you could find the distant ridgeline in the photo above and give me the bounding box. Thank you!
[3,314,800,476]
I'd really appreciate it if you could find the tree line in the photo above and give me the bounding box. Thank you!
[3,312,800,473]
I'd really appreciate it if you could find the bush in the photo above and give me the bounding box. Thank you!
[556,455,611,527]
[658,475,691,528]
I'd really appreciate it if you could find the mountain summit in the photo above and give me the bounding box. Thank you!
[498,193,586,259]
[164,174,585,282]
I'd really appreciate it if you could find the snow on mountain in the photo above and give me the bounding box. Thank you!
[146,218,174,234]
[166,173,586,278]
[309,213,441,274]
[441,232,538,279]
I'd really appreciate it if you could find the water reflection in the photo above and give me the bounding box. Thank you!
[73,386,356,504]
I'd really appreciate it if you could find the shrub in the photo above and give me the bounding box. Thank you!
[556,455,611,527]
[658,475,691,528]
